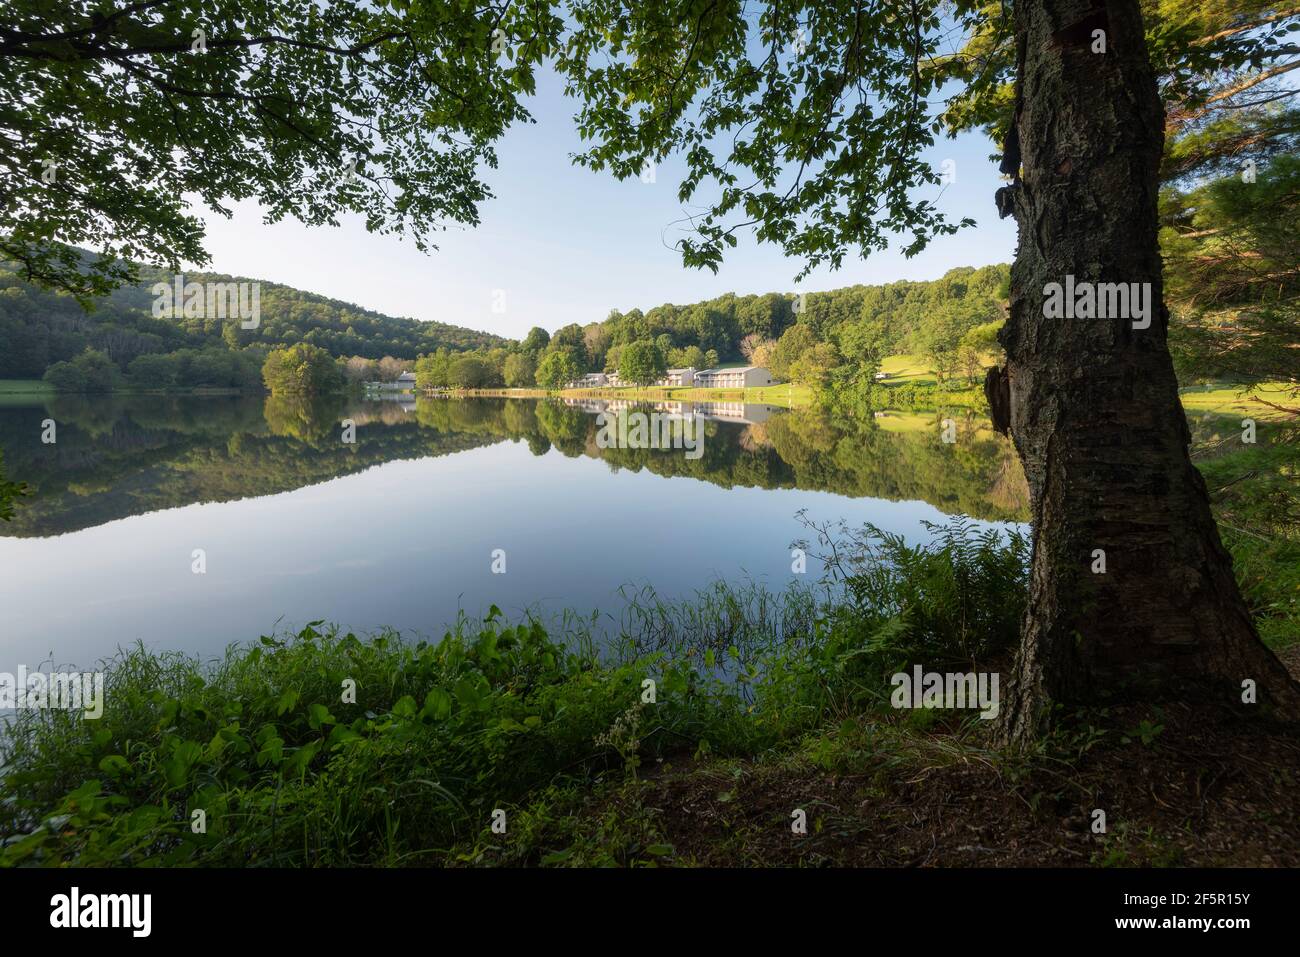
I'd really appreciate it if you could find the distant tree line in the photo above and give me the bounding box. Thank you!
[413,265,1010,394]
[4,242,1013,397]
[0,252,505,391]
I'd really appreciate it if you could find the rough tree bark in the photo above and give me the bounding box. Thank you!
[994,0,1300,744]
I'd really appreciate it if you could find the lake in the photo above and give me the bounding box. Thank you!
[0,394,1029,670]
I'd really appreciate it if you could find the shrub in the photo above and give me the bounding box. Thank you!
[769,516,1030,716]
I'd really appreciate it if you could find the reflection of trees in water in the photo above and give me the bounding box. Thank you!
[534,401,587,456]
[989,446,1031,516]
[0,394,1029,537]
[0,395,493,536]
[46,394,131,438]
[501,399,539,437]
[738,421,771,452]
[415,397,1026,521]
[756,407,1026,521]
[263,393,348,445]
[346,402,417,427]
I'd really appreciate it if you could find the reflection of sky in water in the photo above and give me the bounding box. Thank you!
[0,402,1019,671]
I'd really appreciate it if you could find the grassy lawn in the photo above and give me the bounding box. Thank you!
[1179,381,1295,420]
[0,379,52,406]
[876,356,1295,419]
[0,378,52,395]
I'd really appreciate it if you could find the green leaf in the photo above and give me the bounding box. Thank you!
[327,724,360,747]
[453,675,486,711]
[286,740,321,775]
[97,755,130,776]
[421,688,452,720]
[256,737,284,767]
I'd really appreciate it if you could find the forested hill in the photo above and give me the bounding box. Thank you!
[2,248,1010,394]
[500,263,1010,393]
[0,251,507,379]
[599,262,1009,362]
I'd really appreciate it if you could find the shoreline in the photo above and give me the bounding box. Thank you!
[444,384,815,406]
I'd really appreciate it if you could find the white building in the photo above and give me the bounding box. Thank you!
[567,372,609,389]
[373,370,417,391]
[656,367,696,387]
[693,366,778,389]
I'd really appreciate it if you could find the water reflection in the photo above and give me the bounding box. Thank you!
[0,394,1033,539]
[0,393,1268,669]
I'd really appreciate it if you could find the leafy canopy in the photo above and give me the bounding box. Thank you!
[618,339,667,386]
[0,0,562,302]
[555,1,973,277]
[10,1,1295,303]
[535,348,581,389]
[4,1,980,300]
[262,342,344,394]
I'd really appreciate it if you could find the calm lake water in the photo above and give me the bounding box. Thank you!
[0,394,1030,670]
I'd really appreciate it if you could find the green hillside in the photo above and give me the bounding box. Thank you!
[0,249,507,381]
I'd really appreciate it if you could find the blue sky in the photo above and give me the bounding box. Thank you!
[195,67,1016,340]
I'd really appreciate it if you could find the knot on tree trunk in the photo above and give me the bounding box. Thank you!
[984,365,1011,434]
[994,184,1018,219]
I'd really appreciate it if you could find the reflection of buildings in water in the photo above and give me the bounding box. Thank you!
[368,393,416,412]
[562,398,610,414]
[565,398,776,426]
[691,402,773,425]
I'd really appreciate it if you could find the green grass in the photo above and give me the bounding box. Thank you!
[876,356,1296,420]
[1178,381,1295,420]
[0,379,52,396]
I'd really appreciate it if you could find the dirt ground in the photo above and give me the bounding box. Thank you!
[580,652,1300,867]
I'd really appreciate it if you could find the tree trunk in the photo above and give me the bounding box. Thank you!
[995,0,1300,744]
